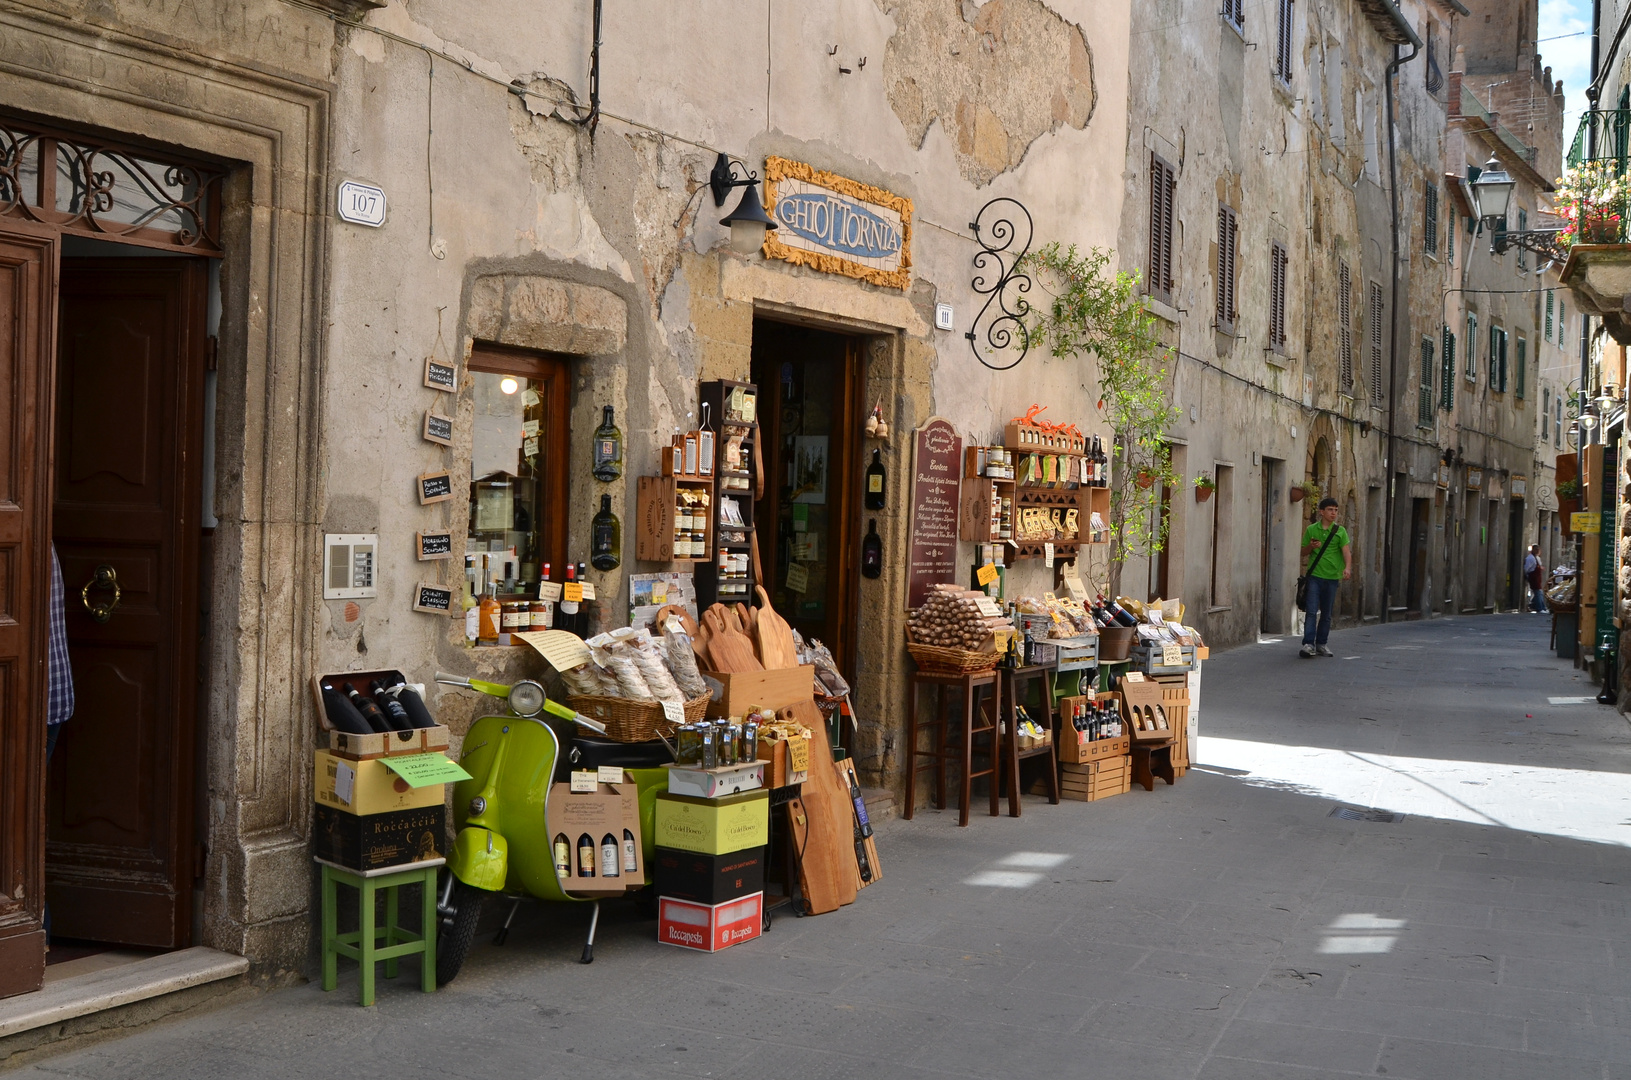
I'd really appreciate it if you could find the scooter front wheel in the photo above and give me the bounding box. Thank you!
[437,877,486,986]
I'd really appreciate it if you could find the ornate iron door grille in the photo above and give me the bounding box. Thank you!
[0,115,224,254]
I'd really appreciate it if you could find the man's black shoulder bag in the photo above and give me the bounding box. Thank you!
[1295,524,1342,613]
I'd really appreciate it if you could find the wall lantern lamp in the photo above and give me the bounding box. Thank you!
[1579,402,1600,432]
[710,153,777,255]
[1469,154,1514,229]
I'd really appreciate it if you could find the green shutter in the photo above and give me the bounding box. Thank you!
[1441,327,1455,410]
[1515,338,1526,399]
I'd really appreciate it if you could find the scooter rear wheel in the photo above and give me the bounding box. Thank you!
[437,878,485,986]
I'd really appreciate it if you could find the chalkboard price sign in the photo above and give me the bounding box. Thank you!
[423,412,454,446]
[424,357,457,393]
[412,582,455,614]
[416,531,454,560]
[417,470,454,505]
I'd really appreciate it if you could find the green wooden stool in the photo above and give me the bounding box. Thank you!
[317,856,443,1006]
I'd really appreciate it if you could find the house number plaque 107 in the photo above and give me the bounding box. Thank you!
[337,180,387,227]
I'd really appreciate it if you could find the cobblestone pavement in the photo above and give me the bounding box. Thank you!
[14,614,1631,1079]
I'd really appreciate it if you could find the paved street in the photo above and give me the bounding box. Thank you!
[16,614,1631,1079]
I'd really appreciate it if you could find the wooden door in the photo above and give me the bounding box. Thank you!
[46,259,206,949]
[0,224,59,1000]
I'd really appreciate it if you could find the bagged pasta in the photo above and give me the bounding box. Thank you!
[662,626,708,699]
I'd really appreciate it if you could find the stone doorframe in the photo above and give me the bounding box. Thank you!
[0,6,335,972]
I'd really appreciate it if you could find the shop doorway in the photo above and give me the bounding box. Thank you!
[1259,457,1285,633]
[45,255,208,951]
[749,319,865,683]
[1406,497,1430,616]
[1506,500,1525,611]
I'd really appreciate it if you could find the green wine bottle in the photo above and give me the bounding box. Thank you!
[591,494,622,571]
[592,406,623,481]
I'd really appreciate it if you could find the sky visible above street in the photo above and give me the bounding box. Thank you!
[1540,0,1593,137]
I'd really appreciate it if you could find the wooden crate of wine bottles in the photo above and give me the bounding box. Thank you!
[310,671,451,760]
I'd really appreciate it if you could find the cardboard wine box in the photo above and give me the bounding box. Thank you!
[654,790,770,855]
[548,782,644,896]
[313,803,446,871]
[313,749,445,816]
[652,846,765,905]
[657,892,764,952]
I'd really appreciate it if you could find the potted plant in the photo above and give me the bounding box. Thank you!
[1193,472,1216,502]
[1290,478,1321,505]
[1136,470,1157,489]
[1555,162,1629,249]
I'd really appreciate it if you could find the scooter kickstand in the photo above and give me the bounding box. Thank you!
[493,897,521,946]
[580,900,600,964]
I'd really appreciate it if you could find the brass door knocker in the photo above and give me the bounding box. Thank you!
[81,564,121,623]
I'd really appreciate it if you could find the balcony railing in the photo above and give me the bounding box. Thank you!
[1567,109,1631,173]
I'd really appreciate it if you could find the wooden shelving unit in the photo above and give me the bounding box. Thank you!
[958,443,1111,559]
[635,474,715,563]
[695,378,758,609]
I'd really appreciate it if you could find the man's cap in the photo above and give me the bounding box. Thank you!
[1317,497,1339,509]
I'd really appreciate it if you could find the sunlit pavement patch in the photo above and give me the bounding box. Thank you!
[962,851,1069,888]
[1318,913,1406,954]
[1198,735,1631,847]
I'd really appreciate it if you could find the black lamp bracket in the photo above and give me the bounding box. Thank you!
[1490,227,1567,266]
[710,153,760,207]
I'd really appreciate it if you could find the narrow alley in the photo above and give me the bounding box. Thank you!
[13,615,1631,1079]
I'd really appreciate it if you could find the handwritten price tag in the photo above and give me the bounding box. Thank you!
[1161,643,1184,667]
[976,562,998,586]
[563,582,584,603]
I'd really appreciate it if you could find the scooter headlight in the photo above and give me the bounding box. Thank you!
[509,679,547,717]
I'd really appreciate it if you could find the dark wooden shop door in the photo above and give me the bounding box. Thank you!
[46,259,206,949]
[0,224,59,999]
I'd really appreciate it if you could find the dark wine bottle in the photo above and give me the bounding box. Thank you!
[865,448,886,510]
[862,518,883,579]
[576,833,596,878]
[600,833,621,878]
[379,673,438,729]
[591,494,622,571]
[845,764,874,839]
[577,562,589,635]
[622,828,638,873]
[368,679,414,731]
[320,682,374,735]
[592,406,623,482]
[343,683,392,733]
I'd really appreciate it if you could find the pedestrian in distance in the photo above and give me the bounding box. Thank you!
[1524,544,1548,614]
[1299,496,1350,658]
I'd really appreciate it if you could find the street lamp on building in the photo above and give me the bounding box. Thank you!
[710,153,778,256]
[1470,154,1515,229]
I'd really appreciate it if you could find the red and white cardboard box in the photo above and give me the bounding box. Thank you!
[657,891,764,952]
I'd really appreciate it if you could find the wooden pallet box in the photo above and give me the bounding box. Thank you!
[1059,756,1131,802]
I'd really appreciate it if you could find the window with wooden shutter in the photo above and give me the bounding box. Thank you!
[1418,338,1434,426]
[1514,336,1526,398]
[1269,241,1288,353]
[1339,261,1353,391]
[1559,301,1567,348]
[1224,0,1243,33]
[1440,327,1455,410]
[1543,388,1550,437]
[1556,393,1563,447]
[1368,281,1384,402]
[1275,0,1295,83]
[1490,325,1507,392]
[1545,289,1554,340]
[1216,204,1238,333]
[1423,182,1438,256]
[1516,209,1528,271]
[1148,153,1176,304]
[1465,313,1477,381]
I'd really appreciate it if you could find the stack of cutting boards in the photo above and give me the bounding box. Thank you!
[690,587,800,672]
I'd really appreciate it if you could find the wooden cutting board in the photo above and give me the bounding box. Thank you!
[654,604,697,637]
[780,700,857,913]
[755,586,799,669]
[704,603,762,673]
[735,602,758,640]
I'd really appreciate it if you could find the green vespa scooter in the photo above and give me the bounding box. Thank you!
[431,673,674,985]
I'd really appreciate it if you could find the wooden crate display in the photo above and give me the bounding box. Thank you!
[1056,692,1130,765]
[1059,757,1130,802]
[636,474,715,563]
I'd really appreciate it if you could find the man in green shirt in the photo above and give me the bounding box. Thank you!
[1299,497,1351,658]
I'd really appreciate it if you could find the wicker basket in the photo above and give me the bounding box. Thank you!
[566,692,711,743]
[907,642,1001,674]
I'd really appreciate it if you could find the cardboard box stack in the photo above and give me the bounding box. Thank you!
[654,786,770,952]
[311,670,466,871]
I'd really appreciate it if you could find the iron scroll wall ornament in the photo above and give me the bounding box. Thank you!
[966,197,1033,372]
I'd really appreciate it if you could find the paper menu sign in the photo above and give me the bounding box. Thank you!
[334,761,356,806]
[382,753,474,788]
[1044,542,1055,568]
[516,629,592,672]
[973,596,1004,618]
[785,563,810,593]
[976,562,998,586]
[1059,562,1089,603]
[1161,643,1184,667]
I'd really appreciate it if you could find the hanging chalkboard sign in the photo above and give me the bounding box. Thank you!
[907,416,963,609]
[417,470,454,504]
[416,531,454,560]
[424,356,457,392]
[412,582,455,614]
[423,411,454,446]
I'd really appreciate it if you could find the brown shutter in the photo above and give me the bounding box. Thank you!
[1217,204,1238,331]
[1339,260,1352,390]
[1369,281,1385,401]
[1163,163,1176,295]
[1149,154,1176,304]
[1269,241,1288,350]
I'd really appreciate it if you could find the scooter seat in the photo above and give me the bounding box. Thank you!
[569,735,675,770]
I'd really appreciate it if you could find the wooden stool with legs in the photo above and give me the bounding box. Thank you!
[905,668,1000,826]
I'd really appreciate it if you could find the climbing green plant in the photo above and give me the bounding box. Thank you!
[1016,243,1181,568]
